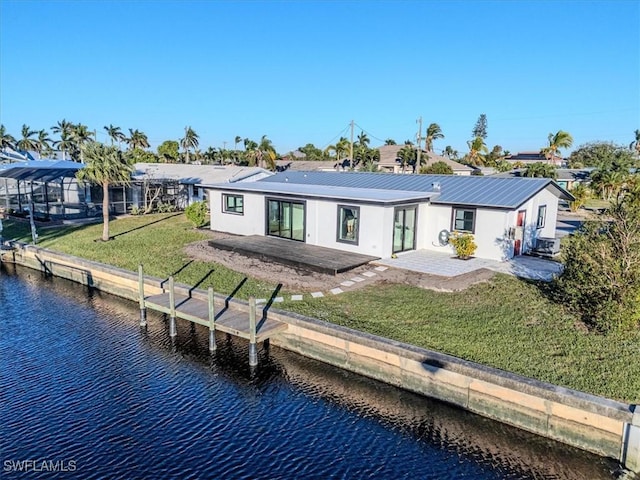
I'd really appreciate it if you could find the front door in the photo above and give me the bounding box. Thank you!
[514,210,526,256]
[393,206,416,253]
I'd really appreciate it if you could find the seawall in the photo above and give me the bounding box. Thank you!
[2,243,638,474]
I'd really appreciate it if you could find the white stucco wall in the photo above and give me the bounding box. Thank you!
[208,186,561,262]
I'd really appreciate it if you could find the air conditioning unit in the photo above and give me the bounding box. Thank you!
[534,237,560,256]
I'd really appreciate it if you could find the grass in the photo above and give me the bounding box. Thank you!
[3,214,639,403]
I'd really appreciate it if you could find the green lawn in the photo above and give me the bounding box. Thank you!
[3,214,639,403]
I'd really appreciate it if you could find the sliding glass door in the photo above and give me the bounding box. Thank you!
[267,199,305,241]
[393,205,416,253]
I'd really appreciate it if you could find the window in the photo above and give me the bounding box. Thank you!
[452,208,475,233]
[223,194,244,214]
[337,205,359,244]
[537,205,546,228]
[267,199,305,241]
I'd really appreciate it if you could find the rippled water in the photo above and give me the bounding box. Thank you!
[0,265,623,479]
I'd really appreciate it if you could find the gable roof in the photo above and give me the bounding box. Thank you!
[259,171,572,209]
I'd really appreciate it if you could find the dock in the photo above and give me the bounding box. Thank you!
[137,265,287,366]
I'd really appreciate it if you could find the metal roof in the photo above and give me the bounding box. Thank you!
[133,163,273,184]
[0,160,82,182]
[259,171,572,209]
[204,181,434,205]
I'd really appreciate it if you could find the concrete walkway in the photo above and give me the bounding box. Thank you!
[374,249,564,282]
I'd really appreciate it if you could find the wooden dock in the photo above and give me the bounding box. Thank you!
[137,266,287,366]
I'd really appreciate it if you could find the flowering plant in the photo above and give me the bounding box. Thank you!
[449,231,477,259]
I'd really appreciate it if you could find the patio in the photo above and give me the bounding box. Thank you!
[375,249,564,282]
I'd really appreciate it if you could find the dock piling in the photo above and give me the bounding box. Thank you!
[169,276,177,337]
[249,296,258,367]
[138,264,147,328]
[208,287,216,352]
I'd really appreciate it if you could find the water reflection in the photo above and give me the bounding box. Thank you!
[0,264,624,479]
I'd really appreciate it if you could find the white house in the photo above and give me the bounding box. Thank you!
[203,172,572,262]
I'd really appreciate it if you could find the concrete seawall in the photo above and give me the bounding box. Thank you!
[2,243,639,474]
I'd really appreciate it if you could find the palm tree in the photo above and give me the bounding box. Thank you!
[254,135,276,170]
[357,131,370,148]
[0,124,17,150]
[425,123,444,152]
[324,137,350,168]
[51,119,74,160]
[541,130,573,163]
[465,136,489,166]
[180,126,199,163]
[443,145,458,160]
[630,129,640,157]
[127,129,150,151]
[70,124,94,162]
[76,142,134,241]
[16,124,38,153]
[104,124,126,147]
[523,162,557,179]
[234,135,242,150]
[397,145,416,173]
[384,138,397,145]
[36,130,53,158]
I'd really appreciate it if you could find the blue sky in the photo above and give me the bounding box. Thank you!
[1,0,638,156]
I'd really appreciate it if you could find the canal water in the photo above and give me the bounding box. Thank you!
[0,265,623,479]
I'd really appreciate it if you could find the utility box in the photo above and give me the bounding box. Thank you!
[534,237,560,256]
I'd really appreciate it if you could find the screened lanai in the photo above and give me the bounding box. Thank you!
[0,160,86,219]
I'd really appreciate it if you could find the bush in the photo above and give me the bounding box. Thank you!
[449,232,477,259]
[184,201,208,228]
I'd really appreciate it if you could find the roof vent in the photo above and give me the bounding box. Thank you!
[432,182,441,192]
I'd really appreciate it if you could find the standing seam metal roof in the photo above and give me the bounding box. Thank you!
[259,171,569,209]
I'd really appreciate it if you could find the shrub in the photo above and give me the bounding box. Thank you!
[449,232,477,259]
[130,206,141,215]
[184,200,208,228]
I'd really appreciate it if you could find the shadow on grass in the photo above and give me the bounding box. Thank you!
[189,268,215,296]
[111,213,182,239]
[161,260,194,289]
[259,283,283,330]
[216,277,248,318]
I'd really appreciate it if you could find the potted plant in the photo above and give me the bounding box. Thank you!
[449,231,477,260]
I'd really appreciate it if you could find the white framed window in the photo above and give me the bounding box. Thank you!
[537,205,546,228]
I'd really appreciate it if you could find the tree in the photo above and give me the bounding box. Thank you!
[556,186,640,331]
[425,123,444,152]
[104,124,126,147]
[630,129,640,157]
[494,159,513,173]
[485,145,504,167]
[523,162,557,179]
[472,114,488,139]
[465,136,489,166]
[568,183,590,212]
[36,129,53,158]
[68,123,95,162]
[568,141,635,170]
[16,124,38,153]
[0,124,17,150]
[357,131,370,148]
[397,145,416,173]
[76,142,134,242]
[384,138,397,145]
[324,137,350,166]
[590,168,626,201]
[51,119,74,160]
[420,161,453,175]
[127,129,150,151]
[443,145,458,160]
[298,143,325,161]
[256,135,276,170]
[157,140,179,163]
[180,126,199,163]
[541,130,573,163]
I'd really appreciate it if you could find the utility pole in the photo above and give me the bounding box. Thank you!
[416,116,423,170]
[349,120,354,168]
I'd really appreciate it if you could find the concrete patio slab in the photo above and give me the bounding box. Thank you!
[374,250,563,282]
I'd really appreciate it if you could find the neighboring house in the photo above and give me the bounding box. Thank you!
[491,168,594,191]
[132,163,272,209]
[203,171,572,261]
[506,151,564,167]
[377,145,474,175]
